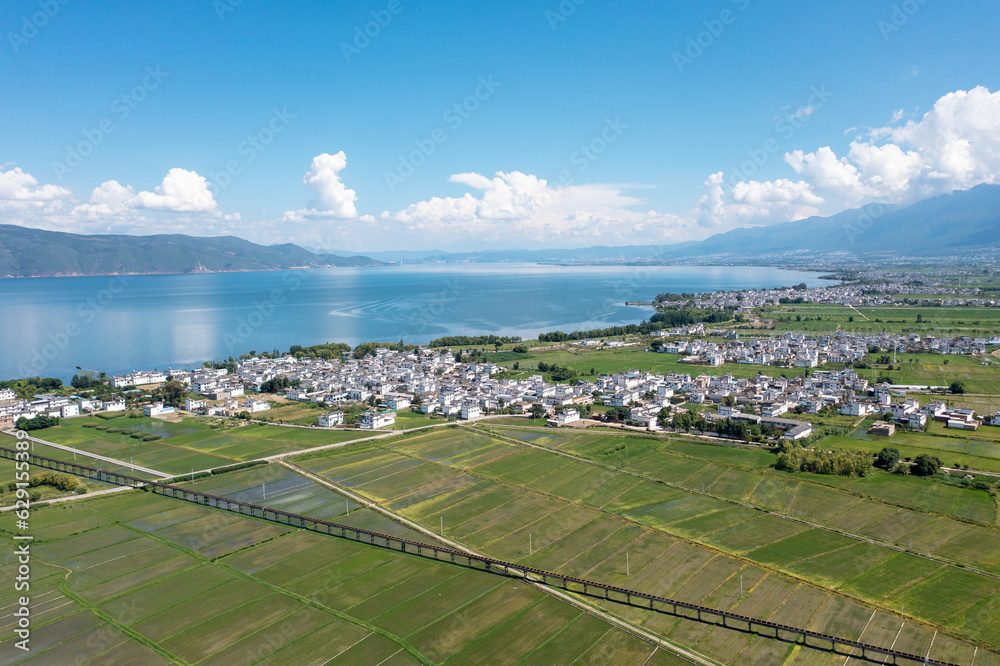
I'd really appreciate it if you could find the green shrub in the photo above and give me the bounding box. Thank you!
[142,434,162,441]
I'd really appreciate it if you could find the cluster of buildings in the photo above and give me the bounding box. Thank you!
[111,370,167,388]
[0,393,125,429]
[655,331,994,367]
[229,348,592,427]
[857,394,987,434]
[5,336,999,441]
[683,278,999,312]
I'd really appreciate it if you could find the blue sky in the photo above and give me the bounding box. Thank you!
[2,0,999,252]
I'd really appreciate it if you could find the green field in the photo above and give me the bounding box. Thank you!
[10,419,1000,663]
[0,454,118,503]
[494,426,1000,563]
[22,416,373,476]
[816,428,1000,474]
[293,426,1000,655]
[0,489,690,665]
[760,302,1000,337]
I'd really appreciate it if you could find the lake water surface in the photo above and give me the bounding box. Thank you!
[0,264,829,381]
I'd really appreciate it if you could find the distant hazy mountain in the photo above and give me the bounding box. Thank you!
[2,185,996,276]
[344,185,1000,264]
[0,225,382,277]
[677,184,1000,258]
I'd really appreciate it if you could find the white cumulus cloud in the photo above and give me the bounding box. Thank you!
[129,168,219,213]
[708,86,1000,228]
[383,170,694,248]
[0,166,71,203]
[283,151,358,222]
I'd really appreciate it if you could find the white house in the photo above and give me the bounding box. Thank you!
[185,398,207,412]
[243,399,271,413]
[908,412,927,430]
[762,402,789,418]
[0,388,15,401]
[718,404,740,417]
[144,402,165,417]
[782,423,813,440]
[60,404,80,418]
[987,413,1000,427]
[105,398,126,412]
[385,396,411,411]
[460,405,482,420]
[839,401,873,417]
[348,389,372,402]
[359,411,395,429]
[555,408,581,425]
[889,398,920,420]
[318,411,345,427]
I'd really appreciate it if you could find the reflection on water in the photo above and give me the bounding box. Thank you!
[0,264,831,381]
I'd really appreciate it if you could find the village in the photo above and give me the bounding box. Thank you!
[5,339,999,442]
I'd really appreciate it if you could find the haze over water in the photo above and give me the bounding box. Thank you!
[0,264,829,381]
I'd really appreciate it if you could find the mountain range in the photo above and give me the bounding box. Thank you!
[0,226,382,277]
[345,184,1000,264]
[2,185,998,277]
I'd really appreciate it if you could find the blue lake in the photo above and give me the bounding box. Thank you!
[0,264,829,381]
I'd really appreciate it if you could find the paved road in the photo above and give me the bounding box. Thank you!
[2,430,171,478]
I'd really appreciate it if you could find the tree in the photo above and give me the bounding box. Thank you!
[950,381,966,394]
[71,374,97,389]
[530,404,547,420]
[512,345,528,354]
[16,415,59,431]
[874,447,900,470]
[161,380,186,407]
[911,454,942,477]
[260,377,291,393]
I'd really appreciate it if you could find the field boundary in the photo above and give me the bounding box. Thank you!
[0,445,961,666]
[468,425,1000,582]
